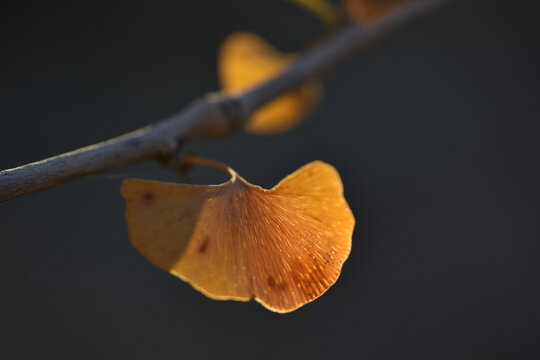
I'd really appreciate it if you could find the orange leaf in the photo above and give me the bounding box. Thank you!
[218,32,320,134]
[342,0,407,23]
[121,160,354,313]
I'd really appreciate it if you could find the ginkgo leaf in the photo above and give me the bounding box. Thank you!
[121,159,354,313]
[342,0,407,23]
[218,32,320,134]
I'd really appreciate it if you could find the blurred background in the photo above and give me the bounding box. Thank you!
[1,0,539,358]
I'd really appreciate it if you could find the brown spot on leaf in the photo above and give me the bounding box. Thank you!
[198,236,210,254]
[142,191,154,205]
[267,275,276,288]
[277,282,287,291]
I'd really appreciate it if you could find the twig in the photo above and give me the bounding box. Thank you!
[0,0,455,202]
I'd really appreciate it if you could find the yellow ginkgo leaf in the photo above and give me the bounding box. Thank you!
[218,32,320,134]
[342,0,407,23]
[121,157,354,313]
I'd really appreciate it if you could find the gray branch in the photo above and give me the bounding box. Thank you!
[0,0,454,202]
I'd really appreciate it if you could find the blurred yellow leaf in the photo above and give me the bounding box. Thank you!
[121,158,354,313]
[342,0,407,23]
[218,32,320,134]
[287,0,340,26]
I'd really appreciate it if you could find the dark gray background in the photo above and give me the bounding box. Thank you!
[1,0,539,358]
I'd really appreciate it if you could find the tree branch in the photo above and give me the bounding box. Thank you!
[0,0,455,202]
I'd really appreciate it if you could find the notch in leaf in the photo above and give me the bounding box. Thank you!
[218,32,321,134]
[121,156,354,313]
